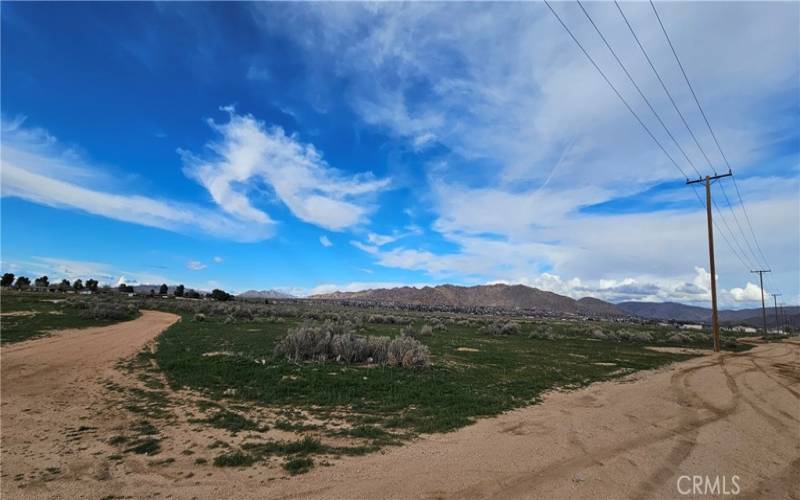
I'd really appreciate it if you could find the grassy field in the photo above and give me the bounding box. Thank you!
[148,311,746,473]
[2,293,751,475]
[0,292,139,344]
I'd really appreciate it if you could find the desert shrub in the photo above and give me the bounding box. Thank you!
[629,331,653,343]
[590,329,607,340]
[79,302,136,321]
[274,322,428,368]
[400,324,418,338]
[283,456,313,475]
[274,322,333,362]
[213,450,256,467]
[331,333,366,363]
[364,336,390,364]
[193,313,206,322]
[420,324,434,337]
[668,333,689,343]
[480,321,520,336]
[387,336,431,368]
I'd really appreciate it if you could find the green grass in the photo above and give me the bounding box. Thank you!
[155,315,700,435]
[0,292,138,344]
[282,457,313,475]
[124,437,161,455]
[190,410,265,433]
[213,450,257,467]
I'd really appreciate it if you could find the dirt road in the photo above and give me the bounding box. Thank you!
[1,311,180,497]
[262,340,799,500]
[1,318,797,499]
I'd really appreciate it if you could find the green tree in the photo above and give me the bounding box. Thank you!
[34,275,50,288]
[210,289,232,301]
[73,279,84,291]
[59,279,71,291]
[86,279,99,292]
[159,283,168,295]
[174,284,185,297]
[118,283,134,293]
[15,276,31,289]
[1,273,14,287]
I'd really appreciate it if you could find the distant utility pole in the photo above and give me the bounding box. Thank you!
[771,293,782,334]
[779,303,787,332]
[751,269,771,335]
[687,172,731,352]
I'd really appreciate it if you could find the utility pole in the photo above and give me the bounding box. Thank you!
[771,293,782,334]
[751,269,771,335]
[687,172,731,352]
[779,303,786,332]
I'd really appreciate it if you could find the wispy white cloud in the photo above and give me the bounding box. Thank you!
[0,117,273,242]
[319,235,333,247]
[213,256,224,263]
[181,107,391,231]
[260,2,798,302]
[186,260,207,271]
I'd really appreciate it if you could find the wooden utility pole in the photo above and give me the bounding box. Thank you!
[687,172,730,352]
[771,293,782,334]
[751,269,771,335]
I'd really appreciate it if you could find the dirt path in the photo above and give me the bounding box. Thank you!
[1,310,180,496]
[260,340,800,500]
[2,323,798,499]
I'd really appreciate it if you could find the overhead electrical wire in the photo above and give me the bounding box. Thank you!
[541,0,693,182]
[649,0,776,278]
[546,0,762,281]
[611,0,768,275]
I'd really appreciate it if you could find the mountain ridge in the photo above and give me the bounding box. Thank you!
[311,283,627,317]
[238,289,295,299]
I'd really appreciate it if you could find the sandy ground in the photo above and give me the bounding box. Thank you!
[1,314,798,499]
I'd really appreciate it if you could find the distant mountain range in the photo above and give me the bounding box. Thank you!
[617,301,800,328]
[238,289,295,299]
[311,284,626,317]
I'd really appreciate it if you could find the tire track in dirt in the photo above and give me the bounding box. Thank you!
[629,355,742,500]
[0,311,180,498]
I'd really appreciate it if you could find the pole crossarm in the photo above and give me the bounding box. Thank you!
[686,171,732,185]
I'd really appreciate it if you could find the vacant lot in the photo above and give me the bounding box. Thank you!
[150,313,703,469]
[1,292,139,343]
[1,304,796,499]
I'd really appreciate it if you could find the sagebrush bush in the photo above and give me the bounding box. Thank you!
[480,321,520,336]
[78,302,136,320]
[387,336,431,368]
[274,322,429,368]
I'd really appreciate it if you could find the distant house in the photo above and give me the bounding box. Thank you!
[680,324,703,331]
[729,325,757,334]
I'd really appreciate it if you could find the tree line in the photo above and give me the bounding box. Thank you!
[1,273,233,301]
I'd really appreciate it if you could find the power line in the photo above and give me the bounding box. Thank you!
[614,1,717,172]
[717,182,764,268]
[650,0,775,275]
[542,0,692,181]
[732,175,773,269]
[576,0,704,179]
[614,0,768,272]
[575,0,758,276]
[544,0,763,279]
[711,196,756,271]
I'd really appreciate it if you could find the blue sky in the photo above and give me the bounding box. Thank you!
[2,2,798,306]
